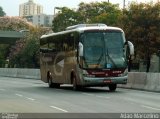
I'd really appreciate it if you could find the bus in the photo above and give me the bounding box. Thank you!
[40,24,134,91]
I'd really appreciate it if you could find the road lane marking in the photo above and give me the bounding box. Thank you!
[15,94,23,97]
[82,93,94,96]
[50,106,68,112]
[141,105,160,111]
[82,93,110,99]
[26,97,35,101]
[95,95,110,99]
[15,94,35,101]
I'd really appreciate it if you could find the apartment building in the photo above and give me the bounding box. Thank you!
[19,0,53,27]
[19,0,43,17]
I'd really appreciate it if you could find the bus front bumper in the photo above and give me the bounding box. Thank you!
[82,75,127,86]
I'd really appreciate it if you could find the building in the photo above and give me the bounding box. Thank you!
[25,14,53,27]
[19,0,43,17]
[19,0,53,27]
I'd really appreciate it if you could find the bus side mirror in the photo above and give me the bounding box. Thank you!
[127,41,134,56]
[79,42,83,57]
[124,41,134,60]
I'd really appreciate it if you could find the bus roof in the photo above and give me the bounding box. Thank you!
[41,24,123,39]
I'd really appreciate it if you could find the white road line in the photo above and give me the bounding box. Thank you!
[50,106,68,112]
[95,95,110,99]
[141,105,160,111]
[82,93,110,99]
[15,94,23,97]
[82,93,94,96]
[26,97,35,101]
[32,84,46,87]
[15,94,35,101]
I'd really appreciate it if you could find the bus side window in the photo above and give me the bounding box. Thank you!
[49,42,56,52]
[40,43,48,53]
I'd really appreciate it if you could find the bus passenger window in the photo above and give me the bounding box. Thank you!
[49,43,56,52]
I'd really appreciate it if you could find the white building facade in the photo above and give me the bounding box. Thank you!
[19,0,53,27]
[25,14,53,27]
[19,0,43,17]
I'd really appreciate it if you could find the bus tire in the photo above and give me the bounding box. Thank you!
[109,84,117,91]
[73,76,81,91]
[54,83,60,88]
[48,77,60,88]
[48,77,54,88]
[47,73,54,88]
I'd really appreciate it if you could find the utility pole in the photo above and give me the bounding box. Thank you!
[123,0,126,9]
[108,0,109,2]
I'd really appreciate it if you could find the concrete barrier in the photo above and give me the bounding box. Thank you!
[131,72,147,90]
[119,72,160,92]
[0,68,40,79]
[145,73,160,92]
[0,68,159,92]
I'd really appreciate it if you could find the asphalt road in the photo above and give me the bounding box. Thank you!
[0,76,160,118]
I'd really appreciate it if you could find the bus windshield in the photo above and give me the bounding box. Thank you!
[81,31,127,69]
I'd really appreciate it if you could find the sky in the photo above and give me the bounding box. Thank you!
[0,0,158,16]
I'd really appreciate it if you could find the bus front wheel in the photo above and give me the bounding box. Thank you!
[109,84,117,91]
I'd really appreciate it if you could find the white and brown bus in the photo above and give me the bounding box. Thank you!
[40,24,134,91]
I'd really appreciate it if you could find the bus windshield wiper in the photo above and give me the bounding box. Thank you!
[95,52,103,68]
[106,48,117,68]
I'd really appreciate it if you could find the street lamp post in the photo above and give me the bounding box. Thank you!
[123,0,126,9]
[54,7,60,15]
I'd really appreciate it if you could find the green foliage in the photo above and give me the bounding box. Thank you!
[0,17,48,68]
[0,6,5,16]
[52,2,122,32]
[78,2,122,25]
[52,7,80,32]
[9,38,40,68]
[0,17,35,68]
[9,27,47,68]
[0,45,9,67]
[118,2,160,60]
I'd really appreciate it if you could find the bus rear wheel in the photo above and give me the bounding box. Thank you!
[73,76,81,91]
[48,79,60,88]
[109,84,117,91]
[48,77,54,88]
[54,83,60,88]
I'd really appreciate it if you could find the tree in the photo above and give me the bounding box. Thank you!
[52,7,80,32]
[0,6,5,16]
[52,2,122,32]
[9,27,47,68]
[0,17,48,68]
[10,38,39,68]
[0,44,9,67]
[0,17,35,67]
[118,2,160,71]
[78,2,122,25]
[0,17,34,31]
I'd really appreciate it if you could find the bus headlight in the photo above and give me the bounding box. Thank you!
[118,69,128,77]
[83,70,95,77]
